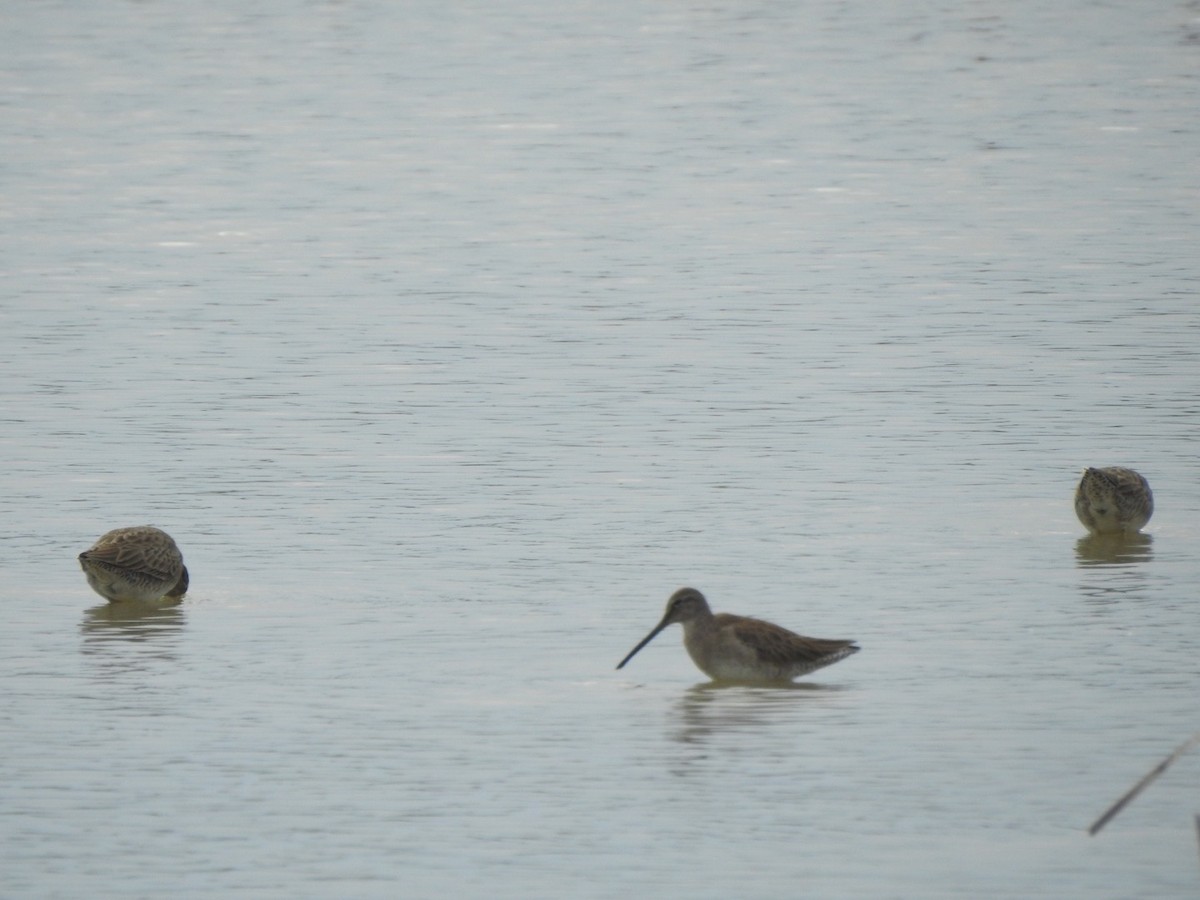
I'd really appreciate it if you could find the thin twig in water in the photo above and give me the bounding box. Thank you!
[1088,732,1200,836]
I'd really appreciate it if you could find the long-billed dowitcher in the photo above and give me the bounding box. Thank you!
[1074,467,1154,535]
[78,526,190,603]
[616,587,859,683]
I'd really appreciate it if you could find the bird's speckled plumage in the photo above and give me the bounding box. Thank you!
[78,526,189,603]
[1074,467,1153,535]
[617,587,859,683]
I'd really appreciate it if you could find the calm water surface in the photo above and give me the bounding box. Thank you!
[2,1,1199,897]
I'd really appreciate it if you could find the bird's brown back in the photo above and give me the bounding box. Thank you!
[717,613,858,666]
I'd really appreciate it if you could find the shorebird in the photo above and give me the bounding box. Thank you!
[1074,467,1154,535]
[78,526,190,603]
[616,587,859,683]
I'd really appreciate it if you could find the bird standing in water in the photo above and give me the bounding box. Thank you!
[617,587,859,684]
[78,526,190,603]
[1074,467,1153,535]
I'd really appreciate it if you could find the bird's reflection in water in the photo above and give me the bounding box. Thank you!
[80,600,186,677]
[1075,532,1153,567]
[1075,534,1154,607]
[670,680,849,746]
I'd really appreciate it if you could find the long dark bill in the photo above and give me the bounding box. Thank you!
[616,618,671,670]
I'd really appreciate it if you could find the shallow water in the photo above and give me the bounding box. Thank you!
[3,1,1199,897]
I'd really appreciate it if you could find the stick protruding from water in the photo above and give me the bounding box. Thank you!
[1088,732,1200,836]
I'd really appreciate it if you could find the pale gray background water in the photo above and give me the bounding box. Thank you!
[2,1,1198,897]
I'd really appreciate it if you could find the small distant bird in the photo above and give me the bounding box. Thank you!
[1074,467,1154,535]
[78,526,189,603]
[616,587,859,683]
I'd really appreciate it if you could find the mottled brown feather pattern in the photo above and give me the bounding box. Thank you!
[726,616,857,668]
[1074,467,1153,535]
[78,526,189,603]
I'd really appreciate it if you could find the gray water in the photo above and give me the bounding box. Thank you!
[2,1,1199,897]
